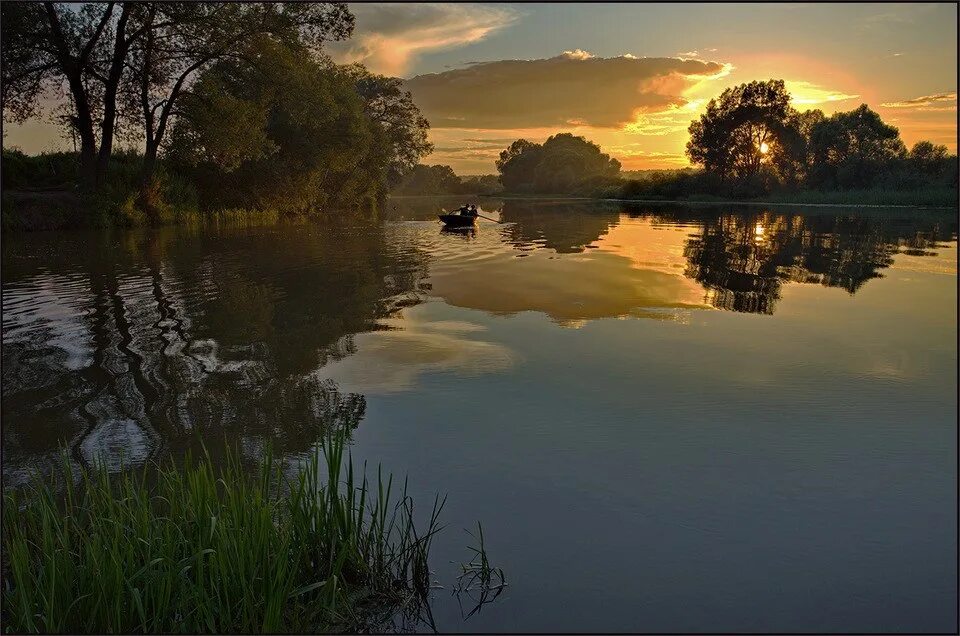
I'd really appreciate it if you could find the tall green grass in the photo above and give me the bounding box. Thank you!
[2,433,444,633]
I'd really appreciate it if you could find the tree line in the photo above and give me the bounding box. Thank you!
[2,2,433,219]
[479,79,956,203]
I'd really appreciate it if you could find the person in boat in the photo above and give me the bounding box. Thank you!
[465,204,479,217]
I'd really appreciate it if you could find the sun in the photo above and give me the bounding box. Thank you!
[759,142,770,154]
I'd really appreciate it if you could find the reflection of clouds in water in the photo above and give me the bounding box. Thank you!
[316,313,513,394]
[430,247,710,323]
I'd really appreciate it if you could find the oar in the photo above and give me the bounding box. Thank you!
[440,207,502,223]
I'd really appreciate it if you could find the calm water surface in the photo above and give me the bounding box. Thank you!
[2,198,957,632]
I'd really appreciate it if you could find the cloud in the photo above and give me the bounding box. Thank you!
[404,52,728,129]
[326,3,519,76]
[881,92,957,110]
[784,80,859,105]
[562,49,594,60]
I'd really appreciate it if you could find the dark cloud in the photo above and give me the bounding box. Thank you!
[881,92,957,109]
[403,52,727,129]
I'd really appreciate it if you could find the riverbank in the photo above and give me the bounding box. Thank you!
[1,433,445,633]
[1,189,381,232]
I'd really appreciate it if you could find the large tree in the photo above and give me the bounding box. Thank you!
[167,37,431,213]
[686,79,792,181]
[495,134,620,193]
[1,2,354,192]
[2,2,125,190]
[125,3,354,184]
[346,66,432,188]
[807,104,906,189]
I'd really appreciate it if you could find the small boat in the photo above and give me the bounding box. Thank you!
[438,213,477,227]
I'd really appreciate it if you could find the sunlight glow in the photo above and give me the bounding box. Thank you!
[759,142,770,154]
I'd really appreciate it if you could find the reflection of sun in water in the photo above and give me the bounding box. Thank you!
[759,142,770,154]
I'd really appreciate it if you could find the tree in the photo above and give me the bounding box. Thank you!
[168,36,431,214]
[908,141,951,178]
[686,79,792,181]
[1,2,354,193]
[770,108,825,186]
[533,133,620,192]
[346,66,432,188]
[807,104,906,189]
[495,134,620,193]
[125,3,354,185]
[169,37,370,212]
[2,2,122,190]
[496,139,543,191]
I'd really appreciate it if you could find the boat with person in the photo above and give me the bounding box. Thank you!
[439,203,480,227]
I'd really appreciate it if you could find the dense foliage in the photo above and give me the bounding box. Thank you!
[479,79,956,204]
[167,38,430,213]
[1,2,355,191]
[1,2,433,221]
[677,79,957,199]
[495,133,621,194]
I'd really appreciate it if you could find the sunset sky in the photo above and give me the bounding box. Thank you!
[5,2,957,174]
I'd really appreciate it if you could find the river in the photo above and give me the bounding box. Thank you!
[2,197,957,631]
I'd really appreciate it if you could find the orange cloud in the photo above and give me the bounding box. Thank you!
[405,53,728,129]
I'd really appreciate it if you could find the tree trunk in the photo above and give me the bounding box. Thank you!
[142,141,159,186]
[68,72,99,193]
[96,3,132,187]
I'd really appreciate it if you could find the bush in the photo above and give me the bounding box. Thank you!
[2,148,79,190]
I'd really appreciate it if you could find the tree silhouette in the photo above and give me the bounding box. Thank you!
[687,79,792,181]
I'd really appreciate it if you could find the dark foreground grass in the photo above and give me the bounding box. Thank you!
[2,433,444,633]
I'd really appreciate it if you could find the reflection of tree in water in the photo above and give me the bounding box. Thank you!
[615,204,956,315]
[1,221,429,482]
[683,215,787,314]
[499,200,622,253]
[676,209,957,314]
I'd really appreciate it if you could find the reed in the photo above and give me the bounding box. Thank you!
[1,433,444,633]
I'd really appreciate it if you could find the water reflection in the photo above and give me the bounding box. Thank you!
[671,209,956,314]
[2,221,429,482]
[2,203,956,482]
[498,200,620,253]
[3,199,955,633]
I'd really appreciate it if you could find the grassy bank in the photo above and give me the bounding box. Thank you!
[1,149,383,232]
[2,433,445,633]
